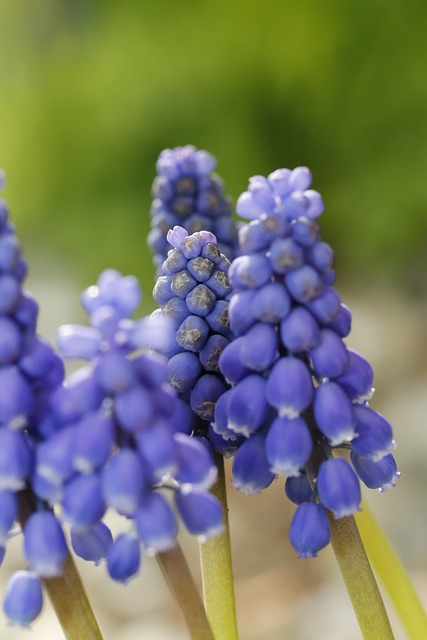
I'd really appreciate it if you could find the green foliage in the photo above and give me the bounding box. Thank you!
[1,0,426,293]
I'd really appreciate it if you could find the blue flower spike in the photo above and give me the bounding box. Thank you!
[215,162,398,557]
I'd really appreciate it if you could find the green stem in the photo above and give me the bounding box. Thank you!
[199,453,238,640]
[355,499,427,640]
[328,512,394,640]
[156,545,215,640]
[18,491,103,640]
[305,445,394,640]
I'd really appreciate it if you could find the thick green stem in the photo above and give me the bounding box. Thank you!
[355,499,427,640]
[305,445,394,640]
[156,545,215,640]
[199,454,238,640]
[328,512,395,640]
[18,491,103,640]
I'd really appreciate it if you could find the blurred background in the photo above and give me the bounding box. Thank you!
[1,1,427,638]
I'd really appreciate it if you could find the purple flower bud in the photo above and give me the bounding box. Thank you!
[266,357,314,418]
[351,405,394,461]
[171,270,198,298]
[186,284,216,317]
[268,168,292,197]
[228,289,256,336]
[285,265,324,303]
[251,283,291,324]
[228,254,273,289]
[265,416,313,476]
[190,374,226,421]
[289,167,312,191]
[285,473,313,505]
[153,275,174,305]
[70,521,113,564]
[309,329,349,378]
[313,382,355,445]
[280,307,320,352]
[327,303,352,337]
[0,367,35,428]
[36,426,76,486]
[269,237,304,274]
[304,190,324,218]
[107,533,141,584]
[350,451,400,491]
[167,225,189,249]
[0,317,22,365]
[334,350,374,401]
[306,287,341,324]
[289,502,331,558]
[168,351,202,393]
[135,421,178,480]
[227,375,268,437]
[187,256,215,283]
[232,433,275,495]
[317,458,361,518]
[114,385,154,432]
[0,490,18,544]
[174,434,217,491]
[248,175,276,210]
[291,217,321,247]
[72,413,115,473]
[101,449,148,517]
[24,511,68,577]
[176,315,210,352]
[56,325,102,360]
[205,299,232,337]
[175,489,224,541]
[199,334,229,372]
[62,473,105,528]
[3,570,43,627]
[239,322,278,372]
[135,492,177,555]
[0,428,32,491]
[236,191,264,219]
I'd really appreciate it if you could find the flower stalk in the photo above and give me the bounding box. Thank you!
[156,545,215,640]
[199,453,238,640]
[355,500,427,640]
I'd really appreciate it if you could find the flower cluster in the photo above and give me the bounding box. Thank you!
[213,167,399,557]
[0,181,67,626]
[148,145,238,272]
[152,226,243,454]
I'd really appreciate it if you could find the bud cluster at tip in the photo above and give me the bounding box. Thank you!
[213,166,399,558]
[148,145,238,272]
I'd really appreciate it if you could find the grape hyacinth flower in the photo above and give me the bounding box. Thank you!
[45,269,224,584]
[153,226,242,455]
[214,166,399,557]
[0,177,69,627]
[148,145,238,272]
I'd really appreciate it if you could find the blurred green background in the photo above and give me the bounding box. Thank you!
[1,0,427,297]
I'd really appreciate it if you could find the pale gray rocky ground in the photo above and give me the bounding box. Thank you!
[1,266,426,640]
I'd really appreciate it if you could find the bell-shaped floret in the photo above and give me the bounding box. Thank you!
[280,307,320,352]
[36,426,76,486]
[309,329,349,378]
[3,571,43,627]
[228,289,256,336]
[306,287,341,324]
[265,416,313,476]
[0,490,17,544]
[313,382,355,445]
[0,367,35,428]
[266,357,314,418]
[350,451,400,491]
[61,473,105,528]
[251,283,291,324]
[232,433,275,495]
[239,322,278,372]
[285,473,313,505]
[285,265,324,303]
[72,412,115,474]
[101,449,147,517]
[228,255,273,290]
[70,521,113,565]
[351,405,394,461]
[106,533,141,584]
[135,492,177,555]
[334,350,374,401]
[24,511,68,578]
[317,458,361,518]
[135,421,178,481]
[175,489,224,542]
[0,428,32,491]
[173,434,217,491]
[227,375,268,437]
[190,374,227,422]
[218,338,251,385]
[289,502,331,558]
[168,351,202,393]
[56,325,102,360]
